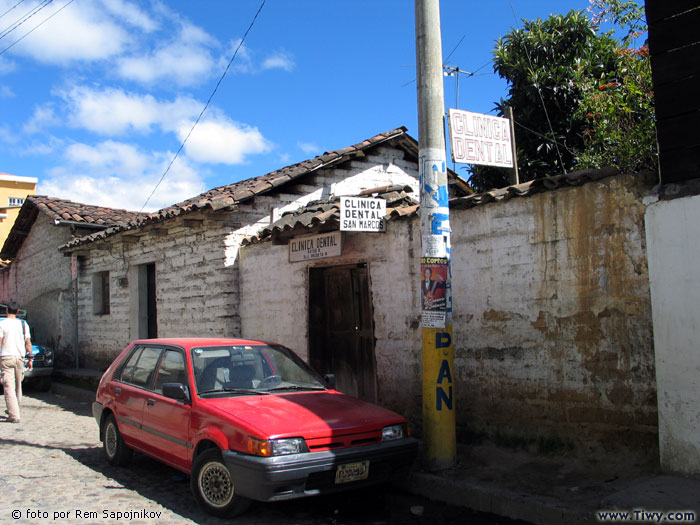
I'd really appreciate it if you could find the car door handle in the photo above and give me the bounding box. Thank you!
[114,387,121,395]
[147,398,155,406]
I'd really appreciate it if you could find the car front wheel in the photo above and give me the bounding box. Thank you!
[191,449,250,517]
[102,414,132,466]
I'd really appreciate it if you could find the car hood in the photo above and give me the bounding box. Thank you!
[204,390,403,438]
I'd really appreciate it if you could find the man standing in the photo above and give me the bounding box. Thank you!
[0,303,32,423]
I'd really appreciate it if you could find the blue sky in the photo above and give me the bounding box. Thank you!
[0,0,594,212]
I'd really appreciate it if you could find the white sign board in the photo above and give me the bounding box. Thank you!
[340,197,386,232]
[289,231,342,262]
[448,108,514,168]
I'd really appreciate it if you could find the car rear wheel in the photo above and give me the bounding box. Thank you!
[103,414,132,466]
[191,449,250,517]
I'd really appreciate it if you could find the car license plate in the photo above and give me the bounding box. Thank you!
[335,461,369,484]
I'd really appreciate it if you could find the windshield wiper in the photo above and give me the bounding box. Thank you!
[265,385,326,392]
[198,388,270,396]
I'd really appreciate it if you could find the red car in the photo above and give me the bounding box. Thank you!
[93,338,418,517]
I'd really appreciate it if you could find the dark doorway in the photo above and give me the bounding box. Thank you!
[309,263,377,402]
[146,263,157,338]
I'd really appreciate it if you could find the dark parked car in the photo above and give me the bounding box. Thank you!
[0,305,54,391]
[93,338,418,517]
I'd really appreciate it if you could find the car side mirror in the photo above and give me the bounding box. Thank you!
[324,374,336,389]
[162,382,190,403]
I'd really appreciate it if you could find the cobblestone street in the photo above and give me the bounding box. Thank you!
[0,389,518,525]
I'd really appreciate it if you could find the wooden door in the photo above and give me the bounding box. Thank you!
[309,264,377,402]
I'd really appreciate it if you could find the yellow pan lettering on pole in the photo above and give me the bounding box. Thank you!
[422,324,456,470]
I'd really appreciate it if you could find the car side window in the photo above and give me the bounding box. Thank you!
[120,346,163,388]
[154,350,186,394]
[118,347,143,383]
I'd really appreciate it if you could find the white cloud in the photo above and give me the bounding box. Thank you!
[100,0,158,32]
[61,85,201,135]
[116,21,218,87]
[6,1,131,65]
[23,104,59,134]
[181,119,272,164]
[262,51,295,72]
[297,141,320,155]
[40,140,206,211]
[0,85,13,98]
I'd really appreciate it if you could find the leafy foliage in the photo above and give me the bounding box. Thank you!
[467,2,656,192]
[574,45,656,173]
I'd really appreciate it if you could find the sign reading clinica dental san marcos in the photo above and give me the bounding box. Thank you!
[289,231,342,262]
[340,197,386,232]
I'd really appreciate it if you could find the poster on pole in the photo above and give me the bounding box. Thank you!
[421,257,447,328]
[447,108,514,168]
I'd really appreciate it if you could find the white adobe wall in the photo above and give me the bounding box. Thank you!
[645,193,700,475]
[0,214,76,365]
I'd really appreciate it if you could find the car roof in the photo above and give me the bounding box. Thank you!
[129,337,271,349]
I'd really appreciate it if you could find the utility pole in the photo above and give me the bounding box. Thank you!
[414,0,456,471]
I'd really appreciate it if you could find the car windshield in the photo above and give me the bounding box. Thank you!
[191,344,327,396]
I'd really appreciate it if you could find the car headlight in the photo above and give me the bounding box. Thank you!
[43,349,54,366]
[247,437,308,457]
[382,424,407,441]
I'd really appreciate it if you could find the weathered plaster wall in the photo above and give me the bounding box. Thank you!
[240,172,656,457]
[0,214,76,365]
[645,193,700,475]
[451,172,656,456]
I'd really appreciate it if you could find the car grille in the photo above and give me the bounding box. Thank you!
[306,431,382,452]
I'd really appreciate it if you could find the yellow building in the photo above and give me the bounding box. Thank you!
[0,172,38,250]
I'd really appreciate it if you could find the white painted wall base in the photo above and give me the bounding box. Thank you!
[646,193,700,475]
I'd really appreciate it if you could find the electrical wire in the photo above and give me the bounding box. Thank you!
[0,0,27,22]
[139,0,267,212]
[507,0,567,174]
[0,0,73,57]
[0,0,52,41]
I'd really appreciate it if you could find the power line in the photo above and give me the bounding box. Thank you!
[0,0,74,57]
[0,0,52,41]
[139,0,267,212]
[0,0,27,22]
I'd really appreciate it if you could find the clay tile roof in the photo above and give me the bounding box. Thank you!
[243,184,418,245]
[1,195,147,260]
[449,167,621,210]
[60,127,423,251]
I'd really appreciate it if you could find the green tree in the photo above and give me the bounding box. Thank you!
[468,2,655,191]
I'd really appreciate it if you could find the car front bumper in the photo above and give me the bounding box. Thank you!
[222,437,418,502]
